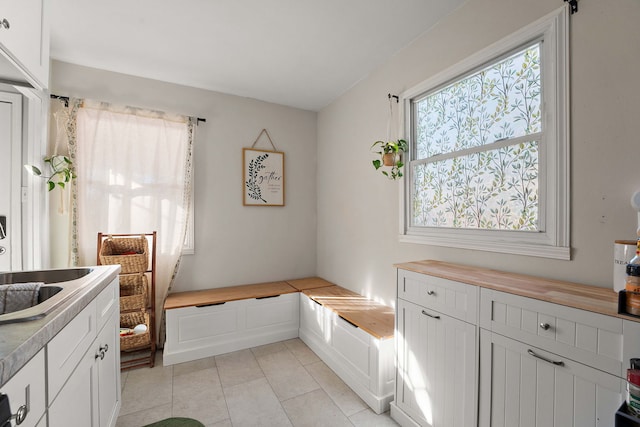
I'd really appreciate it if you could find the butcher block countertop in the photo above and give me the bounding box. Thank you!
[286,277,336,291]
[395,260,638,321]
[302,286,395,340]
[164,281,298,310]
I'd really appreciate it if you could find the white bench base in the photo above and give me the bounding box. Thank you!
[298,293,394,414]
[163,293,299,366]
[163,287,395,416]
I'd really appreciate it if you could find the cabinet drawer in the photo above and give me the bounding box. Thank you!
[0,349,46,427]
[480,288,623,376]
[398,269,478,323]
[47,300,97,402]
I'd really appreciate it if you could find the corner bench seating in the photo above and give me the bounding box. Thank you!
[163,277,395,414]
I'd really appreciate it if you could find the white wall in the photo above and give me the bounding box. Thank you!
[317,0,640,307]
[51,60,318,291]
[50,0,640,306]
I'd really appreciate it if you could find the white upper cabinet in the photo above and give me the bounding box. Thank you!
[0,0,50,89]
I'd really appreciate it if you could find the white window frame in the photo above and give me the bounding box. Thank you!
[399,6,570,260]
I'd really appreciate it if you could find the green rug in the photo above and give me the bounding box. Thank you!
[143,418,205,427]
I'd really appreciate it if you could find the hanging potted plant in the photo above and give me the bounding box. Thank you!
[24,155,76,191]
[371,94,407,180]
[371,139,407,180]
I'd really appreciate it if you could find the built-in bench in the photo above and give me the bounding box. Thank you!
[163,281,301,365]
[293,279,395,414]
[163,277,395,414]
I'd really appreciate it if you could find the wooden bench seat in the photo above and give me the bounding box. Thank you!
[301,285,394,339]
[164,281,298,309]
[285,277,336,291]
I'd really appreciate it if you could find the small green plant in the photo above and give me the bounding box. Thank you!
[371,139,407,180]
[24,155,76,191]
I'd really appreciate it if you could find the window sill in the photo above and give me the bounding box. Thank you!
[399,234,570,260]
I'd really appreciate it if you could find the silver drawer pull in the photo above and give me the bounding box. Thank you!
[10,385,29,425]
[527,349,564,366]
[539,322,551,330]
[427,290,436,296]
[421,309,440,320]
[95,344,109,361]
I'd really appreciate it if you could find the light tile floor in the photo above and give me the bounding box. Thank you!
[116,339,399,427]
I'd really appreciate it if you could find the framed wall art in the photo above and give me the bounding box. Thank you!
[243,130,285,206]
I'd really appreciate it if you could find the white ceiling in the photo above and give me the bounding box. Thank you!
[50,0,465,111]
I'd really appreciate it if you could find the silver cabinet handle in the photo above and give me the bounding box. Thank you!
[421,309,440,320]
[539,322,550,330]
[527,349,564,366]
[11,384,29,425]
[427,290,436,296]
[95,344,109,360]
[14,404,28,425]
[0,19,9,30]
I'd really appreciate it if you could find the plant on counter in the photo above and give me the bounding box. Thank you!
[371,139,407,180]
[24,155,76,191]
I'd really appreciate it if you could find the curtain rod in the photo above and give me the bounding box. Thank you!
[49,94,206,124]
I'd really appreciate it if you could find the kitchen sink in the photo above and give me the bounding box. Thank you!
[0,267,96,325]
[0,268,92,285]
[36,285,63,304]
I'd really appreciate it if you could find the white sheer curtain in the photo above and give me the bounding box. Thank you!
[74,100,194,343]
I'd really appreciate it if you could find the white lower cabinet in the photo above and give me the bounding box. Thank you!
[479,329,623,427]
[48,279,121,427]
[393,299,477,427]
[394,266,635,427]
[0,348,46,427]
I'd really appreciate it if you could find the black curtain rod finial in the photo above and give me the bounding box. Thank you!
[564,0,578,14]
[50,94,69,108]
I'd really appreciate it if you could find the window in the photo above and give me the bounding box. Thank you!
[400,6,569,259]
[75,101,195,265]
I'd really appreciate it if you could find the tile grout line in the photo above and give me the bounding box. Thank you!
[216,362,235,427]
[301,359,359,425]
[169,363,174,418]
[252,344,297,427]
[284,339,359,424]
